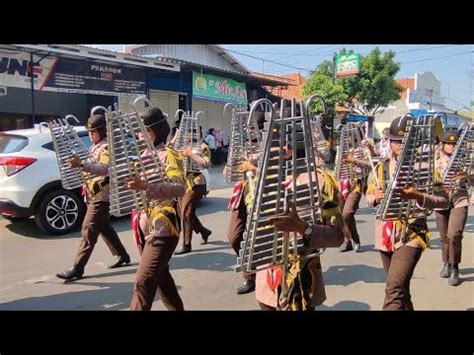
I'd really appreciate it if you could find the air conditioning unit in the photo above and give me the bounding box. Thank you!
[0,86,7,96]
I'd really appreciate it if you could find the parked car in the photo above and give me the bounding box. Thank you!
[0,124,212,235]
[0,124,89,235]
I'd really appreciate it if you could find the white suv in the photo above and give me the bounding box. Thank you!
[0,124,212,235]
[0,124,89,235]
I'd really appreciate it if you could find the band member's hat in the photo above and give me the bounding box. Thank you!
[441,130,459,143]
[86,114,106,131]
[142,108,167,128]
[387,115,410,140]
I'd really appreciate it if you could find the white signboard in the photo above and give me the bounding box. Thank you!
[0,49,57,90]
[407,88,445,106]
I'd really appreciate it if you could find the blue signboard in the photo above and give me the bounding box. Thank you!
[347,114,371,122]
[43,58,146,95]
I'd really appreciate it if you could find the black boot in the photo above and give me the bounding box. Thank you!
[107,254,131,269]
[201,228,212,245]
[175,244,192,255]
[56,264,84,280]
[448,267,460,286]
[339,240,353,252]
[236,279,255,295]
[439,263,451,278]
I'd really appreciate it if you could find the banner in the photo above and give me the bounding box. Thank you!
[0,49,56,90]
[335,53,361,78]
[1,49,146,96]
[192,71,247,105]
[42,58,146,95]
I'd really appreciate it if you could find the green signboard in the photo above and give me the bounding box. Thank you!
[192,71,248,105]
[335,53,361,78]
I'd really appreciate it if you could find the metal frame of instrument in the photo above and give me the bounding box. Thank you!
[107,96,168,218]
[223,103,249,184]
[173,109,205,175]
[305,94,331,162]
[236,97,325,276]
[48,113,100,195]
[334,120,369,181]
[375,112,437,240]
[441,122,474,190]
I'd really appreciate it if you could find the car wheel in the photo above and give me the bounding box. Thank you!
[34,188,86,235]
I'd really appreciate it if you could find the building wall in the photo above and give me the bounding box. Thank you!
[373,99,409,138]
[130,45,242,74]
[415,72,441,96]
[0,87,88,120]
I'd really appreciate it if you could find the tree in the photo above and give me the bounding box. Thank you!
[351,47,402,114]
[302,47,403,116]
[301,60,347,116]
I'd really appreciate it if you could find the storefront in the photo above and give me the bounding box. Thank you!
[0,45,179,131]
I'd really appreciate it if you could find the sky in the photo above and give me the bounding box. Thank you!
[93,44,473,111]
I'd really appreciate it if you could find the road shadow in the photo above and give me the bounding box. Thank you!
[171,251,236,272]
[324,264,386,286]
[464,215,474,233]
[428,237,441,250]
[460,276,474,284]
[4,215,131,240]
[5,219,80,240]
[196,197,230,216]
[317,300,371,311]
[0,280,183,311]
[354,207,377,216]
[358,244,376,252]
[460,268,474,275]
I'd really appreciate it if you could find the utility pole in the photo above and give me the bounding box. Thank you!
[427,88,434,110]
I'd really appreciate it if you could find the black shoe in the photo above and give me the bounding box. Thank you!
[448,269,460,286]
[201,229,212,245]
[236,280,255,295]
[56,264,84,280]
[107,254,131,269]
[440,263,451,278]
[175,245,192,255]
[339,240,353,252]
[352,240,361,253]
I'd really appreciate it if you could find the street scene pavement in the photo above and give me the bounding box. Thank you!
[1,167,473,310]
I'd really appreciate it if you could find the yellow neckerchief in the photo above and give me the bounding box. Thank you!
[369,155,440,250]
[84,143,110,197]
[277,169,341,311]
[147,147,185,237]
[182,145,211,192]
[316,168,343,229]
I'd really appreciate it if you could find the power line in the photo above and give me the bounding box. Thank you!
[395,45,455,54]
[401,51,473,64]
[444,96,471,110]
[224,48,314,73]
[230,45,458,75]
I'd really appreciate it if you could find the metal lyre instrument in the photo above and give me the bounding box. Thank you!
[442,122,474,191]
[107,96,167,218]
[173,109,205,175]
[335,120,370,181]
[236,97,325,279]
[223,103,248,184]
[375,112,436,241]
[305,94,331,162]
[48,114,99,194]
